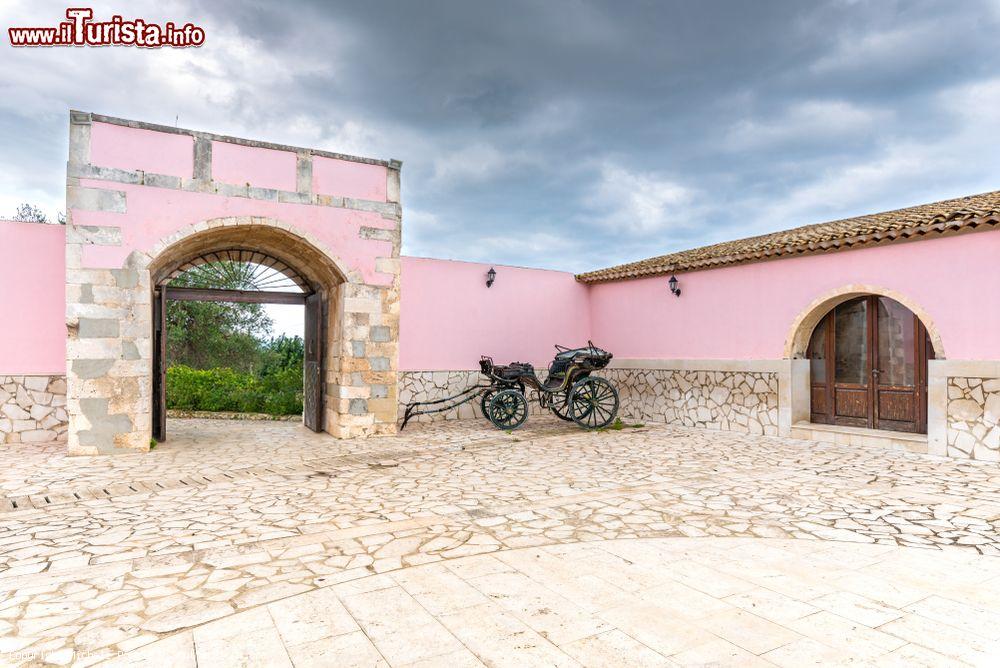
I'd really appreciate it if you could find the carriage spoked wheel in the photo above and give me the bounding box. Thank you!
[479,390,494,420]
[487,389,529,430]
[550,392,574,422]
[568,377,619,429]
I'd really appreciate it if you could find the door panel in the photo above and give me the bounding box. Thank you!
[835,387,869,420]
[152,287,167,442]
[833,299,868,385]
[873,297,920,432]
[832,298,870,426]
[807,317,832,424]
[303,292,324,432]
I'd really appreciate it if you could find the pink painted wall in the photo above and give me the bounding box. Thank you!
[399,257,592,370]
[589,231,1000,361]
[211,141,297,191]
[313,156,387,201]
[0,221,66,374]
[90,122,193,178]
[83,125,395,286]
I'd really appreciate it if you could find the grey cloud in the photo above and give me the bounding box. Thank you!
[3,0,1000,272]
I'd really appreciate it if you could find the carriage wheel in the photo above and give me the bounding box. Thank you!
[568,377,619,429]
[487,389,529,430]
[550,392,574,422]
[479,390,494,419]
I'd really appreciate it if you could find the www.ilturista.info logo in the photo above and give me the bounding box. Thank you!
[8,8,205,48]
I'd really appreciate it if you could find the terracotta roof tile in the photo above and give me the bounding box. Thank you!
[576,190,1000,283]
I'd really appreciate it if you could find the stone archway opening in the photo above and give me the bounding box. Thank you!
[784,285,944,438]
[147,223,347,442]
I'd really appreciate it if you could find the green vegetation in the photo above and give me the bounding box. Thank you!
[596,417,645,432]
[164,263,304,416]
[166,360,303,415]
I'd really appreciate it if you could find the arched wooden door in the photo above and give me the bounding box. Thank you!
[807,295,933,433]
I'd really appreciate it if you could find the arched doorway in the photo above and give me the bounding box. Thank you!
[147,222,348,442]
[806,295,934,433]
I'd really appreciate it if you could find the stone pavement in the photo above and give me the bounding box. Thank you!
[1,417,1000,665]
[103,537,1000,667]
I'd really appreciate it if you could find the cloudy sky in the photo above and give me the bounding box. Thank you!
[4,0,1000,275]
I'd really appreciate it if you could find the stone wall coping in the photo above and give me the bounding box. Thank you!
[77,110,401,170]
[930,359,1000,378]
[402,359,791,374]
[0,371,67,377]
[609,358,788,373]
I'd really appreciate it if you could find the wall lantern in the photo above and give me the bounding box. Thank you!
[486,267,497,288]
[668,275,681,297]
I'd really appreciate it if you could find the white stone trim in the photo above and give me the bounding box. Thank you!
[610,358,788,373]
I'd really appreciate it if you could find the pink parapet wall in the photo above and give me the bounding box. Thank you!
[0,221,66,374]
[90,121,194,178]
[78,121,395,286]
[211,141,297,192]
[588,231,1000,361]
[399,257,592,370]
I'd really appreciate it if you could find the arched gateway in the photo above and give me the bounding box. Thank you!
[64,112,401,454]
[147,221,350,441]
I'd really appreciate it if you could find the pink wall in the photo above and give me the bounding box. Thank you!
[589,231,1000,361]
[76,181,395,286]
[90,122,193,178]
[211,141,297,191]
[0,221,66,374]
[399,257,591,370]
[313,156,387,201]
[3,221,996,375]
[83,124,395,286]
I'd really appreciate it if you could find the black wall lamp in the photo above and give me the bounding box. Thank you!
[486,267,497,288]
[668,275,681,297]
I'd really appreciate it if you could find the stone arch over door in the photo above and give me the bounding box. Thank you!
[66,216,400,454]
[784,284,945,361]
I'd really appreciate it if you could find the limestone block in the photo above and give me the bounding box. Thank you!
[2,404,30,420]
[985,393,1000,426]
[949,399,983,422]
[23,376,50,392]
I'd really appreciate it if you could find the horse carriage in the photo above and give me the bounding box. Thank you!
[401,342,620,431]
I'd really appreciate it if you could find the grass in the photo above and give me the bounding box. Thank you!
[597,417,645,432]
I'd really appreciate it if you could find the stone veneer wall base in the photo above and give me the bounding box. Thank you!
[397,364,779,434]
[0,375,69,444]
[603,368,779,435]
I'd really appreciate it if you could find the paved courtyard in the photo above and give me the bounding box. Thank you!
[2,417,1000,666]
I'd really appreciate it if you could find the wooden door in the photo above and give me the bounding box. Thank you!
[303,292,324,432]
[807,295,930,433]
[152,286,167,442]
[872,297,930,432]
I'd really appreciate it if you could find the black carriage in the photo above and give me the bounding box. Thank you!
[401,342,619,431]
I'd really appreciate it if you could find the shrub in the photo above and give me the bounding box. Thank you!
[166,365,303,416]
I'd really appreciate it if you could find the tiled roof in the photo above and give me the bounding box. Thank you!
[576,190,1000,283]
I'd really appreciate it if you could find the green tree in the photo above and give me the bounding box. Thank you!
[12,203,48,223]
[166,264,274,372]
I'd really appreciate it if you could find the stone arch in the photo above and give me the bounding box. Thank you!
[144,216,361,288]
[784,284,945,360]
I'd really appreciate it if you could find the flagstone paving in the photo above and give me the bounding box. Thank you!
[1,417,1000,665]
[102,537,1000,667]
